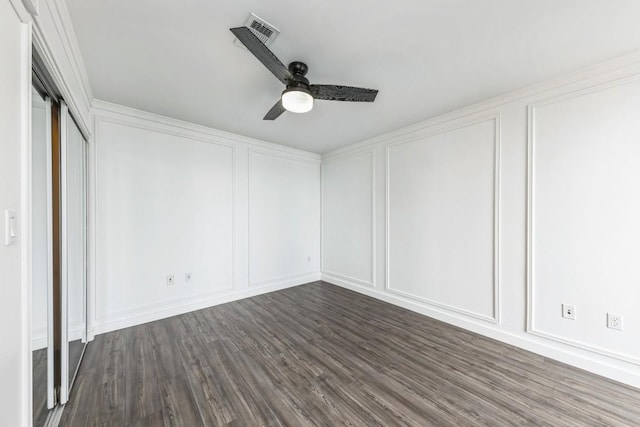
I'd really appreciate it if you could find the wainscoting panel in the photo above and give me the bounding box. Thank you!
[322,151,375,288]
[248,150,320,288]
[95,118,235,323]
[528,76,640,364]
[387,116,500,323]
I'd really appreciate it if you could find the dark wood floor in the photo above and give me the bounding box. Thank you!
[60,281,640,426]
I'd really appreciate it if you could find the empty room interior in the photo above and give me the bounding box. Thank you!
[3,0,640,425]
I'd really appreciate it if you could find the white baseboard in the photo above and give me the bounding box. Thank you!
[92,273,321,336]
[322,274,640,389]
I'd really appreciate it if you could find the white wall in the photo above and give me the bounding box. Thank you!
[249,151,320,287]
[321,152,375,287]
[0,1,30,425]
[528,77,640,364]
[91,101,321,335]
[321,51,640,388]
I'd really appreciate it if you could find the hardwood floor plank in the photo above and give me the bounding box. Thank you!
[59,282,640,426]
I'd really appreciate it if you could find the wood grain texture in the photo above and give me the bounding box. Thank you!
[60,282,640,426]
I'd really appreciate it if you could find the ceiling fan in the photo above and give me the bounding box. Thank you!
[230,26,379,120]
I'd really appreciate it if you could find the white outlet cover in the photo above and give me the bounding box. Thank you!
[607,313,623,331]
[167,275,175,286]
[562,304,576,320]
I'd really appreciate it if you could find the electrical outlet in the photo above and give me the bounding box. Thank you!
[167,275,175,286]
[607,313,623,331]
[307,256,311,262]
[562,304,576,320]
[185,272,192,283]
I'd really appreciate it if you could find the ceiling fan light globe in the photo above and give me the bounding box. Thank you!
[282,88,314,113]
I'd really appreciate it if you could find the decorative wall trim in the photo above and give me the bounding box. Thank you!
[87,114,98,341]
[21,0,37,15]
[322,271,373,289]
[92,115,237,324]
[92,100,322,162]
[322,49,640,161]
[247,149,321,288]
[32,0,93,136]
[385,114,501,324]
[320,150,376,288]
[9,0,31,22]
[93,275,320,335]
[95,284,234,323]
[250,272,320,288]
[526,75,640,366]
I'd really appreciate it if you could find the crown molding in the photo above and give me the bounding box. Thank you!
[92,99,321,161]
[31,0,93,135]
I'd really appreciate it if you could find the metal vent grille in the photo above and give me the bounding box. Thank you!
[234,13,280,48]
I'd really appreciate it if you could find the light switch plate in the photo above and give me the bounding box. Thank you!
[4,210,16,246]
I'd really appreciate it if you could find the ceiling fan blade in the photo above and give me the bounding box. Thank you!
[230,27,292,84]
[310,85,378,102]
[263,100,286,120]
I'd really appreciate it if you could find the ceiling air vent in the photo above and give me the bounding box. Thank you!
[234,13,280,48]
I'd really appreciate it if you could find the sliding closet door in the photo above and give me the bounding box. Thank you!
[59,102,88,403]
[31,87,55,427]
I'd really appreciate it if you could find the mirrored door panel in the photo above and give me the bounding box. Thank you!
[60,102,88,403]
[32,86,54,427]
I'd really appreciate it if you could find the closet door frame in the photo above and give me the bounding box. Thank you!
[44,95,55,410]
[59,101,89,404]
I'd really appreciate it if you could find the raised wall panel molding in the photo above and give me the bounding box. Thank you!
[93,115,237,324]
[320,149,376,288]
[92,100,321,163]
[526,74,640,366]
[385,114,501,324]
[249,272,320,288]
[247,149,321,288]
[322,271,373,289]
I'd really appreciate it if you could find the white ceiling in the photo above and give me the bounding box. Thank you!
[65,0,640,153]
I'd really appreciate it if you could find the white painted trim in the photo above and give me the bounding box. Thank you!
[526,75,640,366]
[59,101,69,405]
[320,149,376,288]
[91,116,238,325]
[31,0,92,137]
[92,99,322,161]
[44,96,55,408]
[323,49,640,160]
[20,20,34,427]
[247,149,321,288]
[321,275,640,389]
[93,281,233,322]
[93,275,320,336]
[21,0,37,15]
[86,114,98,341]
[9,0,31,22]
[384,114,501,324]
[48,0,93,105]
[322,271,373,289]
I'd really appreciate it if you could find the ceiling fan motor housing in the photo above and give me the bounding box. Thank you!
[287,61,310,90]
